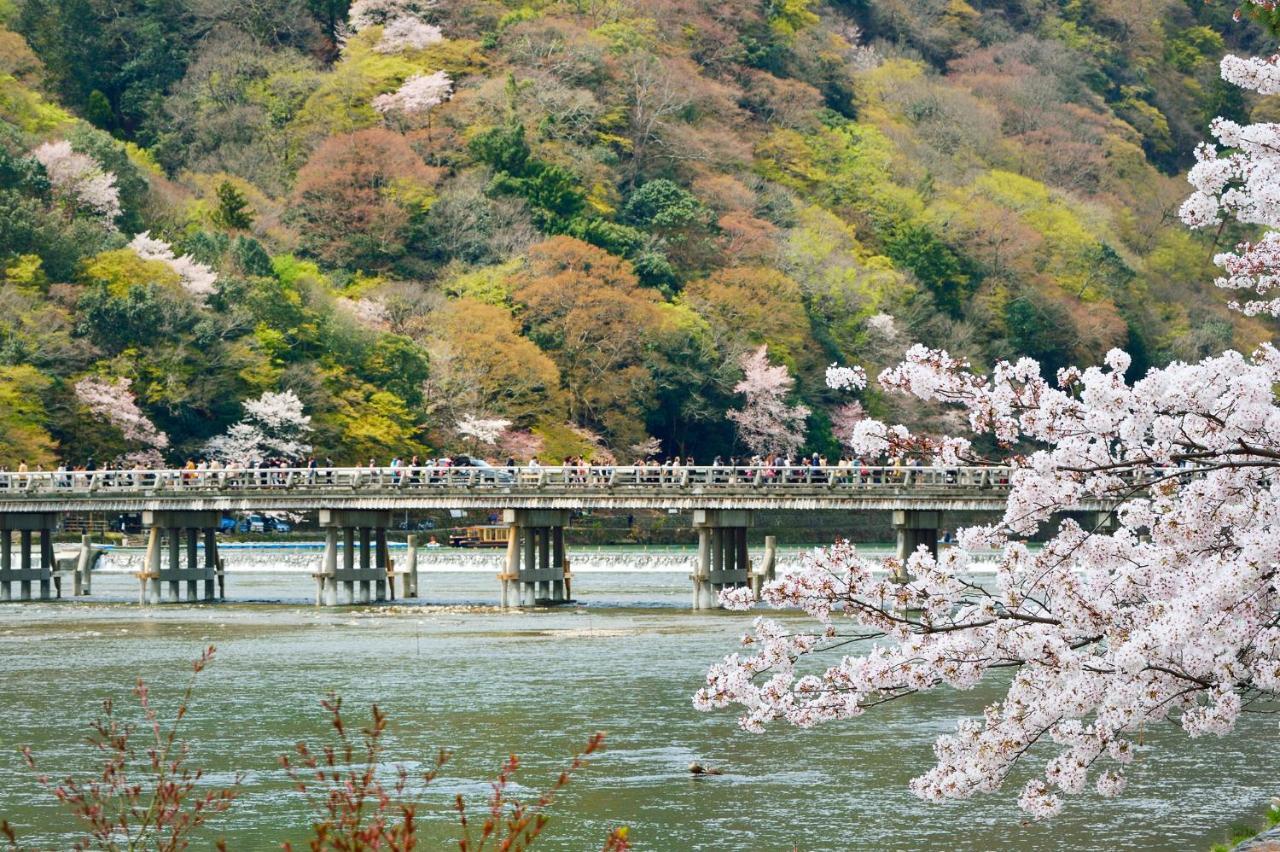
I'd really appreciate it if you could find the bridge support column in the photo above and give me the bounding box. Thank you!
[0,514,60,602]
[893,510,940,581]
[71,534,100,597]
[500,509,571,607]
[404,534,419,598]
[1092,510,1120,534]
[141,511,222,604]
[691,510,752,609]
[318,510,391,606]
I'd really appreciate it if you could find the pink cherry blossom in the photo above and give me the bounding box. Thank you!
[74,376,169,465]
[728,345,809,456]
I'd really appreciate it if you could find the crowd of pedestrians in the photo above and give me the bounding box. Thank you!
[0,453,967,490]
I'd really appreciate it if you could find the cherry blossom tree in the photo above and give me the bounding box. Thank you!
[372,71,453,125]
[205,390,313,463]
[31,140,121,222]
[128,232,218,300]
[348,0,438,30]
[697,15,1280,820]
[456,414,511,450]
[828,400,865,446]
[726,346,809,457]
[373,17,443,53]
[73,376,169,467]
[497,428,544,462]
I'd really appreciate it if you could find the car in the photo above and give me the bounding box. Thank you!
[450,455,515,484]
[238,514,293,533]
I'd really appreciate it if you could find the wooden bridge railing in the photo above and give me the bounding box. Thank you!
[0,465,1016,499]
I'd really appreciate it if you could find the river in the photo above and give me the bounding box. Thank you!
[0,549,1274,850]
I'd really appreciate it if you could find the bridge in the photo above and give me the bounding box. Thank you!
[0,465,1107,608]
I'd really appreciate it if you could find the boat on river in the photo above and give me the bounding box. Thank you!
[448,524,510,548]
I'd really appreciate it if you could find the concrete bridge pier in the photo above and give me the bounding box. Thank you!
[317,510,391,606]
[141,511,222,604]
[692,510,752,609]
[0,513,60,601]
[892,510,940,581]
[500,509,570,607]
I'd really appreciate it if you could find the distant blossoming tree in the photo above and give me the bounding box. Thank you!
[336,296,390,329]
[726,346,809,457]
[698,9,1280,821]
[372,71,453,124]
[128,232,218,300]
[828,401,865,447]
[497,428,544,462]
[374,17,443,52]
[205,390,313,463]
[73,376,169,467]
[348,0,438,30]
[31,140,121,222]
[456,414,511,450]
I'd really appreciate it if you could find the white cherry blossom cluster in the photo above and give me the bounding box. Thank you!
[373,70,453,119]
[206,390,313,463]
[31,140,122,222]
[456,414,511,446]
[348,0,443,55]
[348,0,438,29]
[128,232,218,300]
[1180,15,1280,315]
[824,362,867,391]
[697,341,1280,817]
[374,17,443,52]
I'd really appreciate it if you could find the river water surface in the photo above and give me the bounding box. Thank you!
[0,552,1274,850]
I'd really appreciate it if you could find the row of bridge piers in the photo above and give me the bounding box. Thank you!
[0,507,989,607]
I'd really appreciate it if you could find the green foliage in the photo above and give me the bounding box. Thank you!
[76,283,194,354]
[84,88,112,129]
[0,364,56,466]
[883,222,976,316]
[1003,292,1075,379]
[622,180,710,232]
[472,122,586,229]
[231,237,273,277]
[212,181,254,231]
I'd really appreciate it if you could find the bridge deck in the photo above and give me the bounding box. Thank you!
[0,465,1109,514]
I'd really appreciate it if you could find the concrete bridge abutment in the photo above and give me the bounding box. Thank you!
[0,513,60,601]
[500,509,571,607]
[893,509,941,581]
[141,511,223,604]
[316,509,393,606]
[692,509,752,609]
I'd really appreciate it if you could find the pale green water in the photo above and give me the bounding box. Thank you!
[0,566,1275,850]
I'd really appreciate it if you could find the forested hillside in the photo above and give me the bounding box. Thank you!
[0,0,1274,465]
